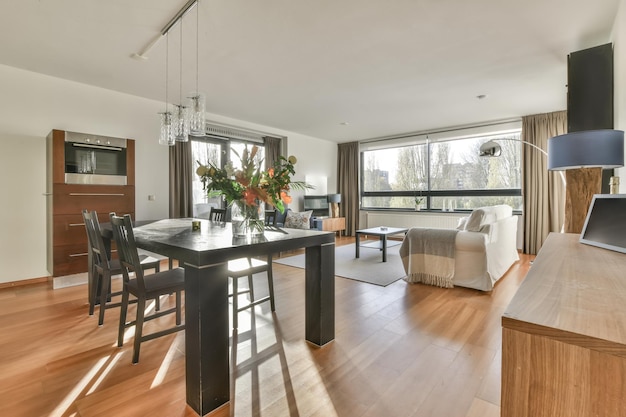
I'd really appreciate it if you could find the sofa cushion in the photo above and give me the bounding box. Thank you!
[456,217,469,230]
[284,210,313,229]
[465,205,512,232]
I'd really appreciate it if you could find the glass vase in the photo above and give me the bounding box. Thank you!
[231,199,265,238]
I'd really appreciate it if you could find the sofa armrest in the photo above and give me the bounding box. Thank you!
[456,230,489,251]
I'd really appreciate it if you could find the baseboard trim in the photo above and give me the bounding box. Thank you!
[0,276,50,289]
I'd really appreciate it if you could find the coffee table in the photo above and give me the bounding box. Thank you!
[355,226,409,262]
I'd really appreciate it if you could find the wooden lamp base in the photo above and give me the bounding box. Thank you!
[564,168,602,233]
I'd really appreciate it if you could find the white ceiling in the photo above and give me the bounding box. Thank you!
[0,0,621,142]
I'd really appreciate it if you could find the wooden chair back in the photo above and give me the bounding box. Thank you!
[109,213,146,292]
[209,207,227,222]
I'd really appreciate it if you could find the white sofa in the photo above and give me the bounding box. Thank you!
[402,205,519,291]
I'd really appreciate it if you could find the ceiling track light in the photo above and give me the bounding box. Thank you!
[133,0,198,60]
[158,33,175,146]
[189,1,206,136]
[153,0,206,144]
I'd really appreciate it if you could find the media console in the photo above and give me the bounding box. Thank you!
[313,217,346,236]
[502,232,626,416]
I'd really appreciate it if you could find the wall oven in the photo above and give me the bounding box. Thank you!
[64,131,127,185]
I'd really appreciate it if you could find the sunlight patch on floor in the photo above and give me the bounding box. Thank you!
[86,351,124,395]
[48,356,108,417]
[151,336,180,389]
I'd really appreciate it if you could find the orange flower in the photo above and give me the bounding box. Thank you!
[267,167,274,177]
[242,190,256,205]
[281,191,292,204]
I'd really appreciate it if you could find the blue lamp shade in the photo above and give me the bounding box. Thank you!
[327,194,342,203]
[548,129,624,171]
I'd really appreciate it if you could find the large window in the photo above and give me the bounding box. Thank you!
[361,132,522,211]
[191,138,265,217]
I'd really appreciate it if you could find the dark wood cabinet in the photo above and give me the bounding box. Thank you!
[47,129,135,277]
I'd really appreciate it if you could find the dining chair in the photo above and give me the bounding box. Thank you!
[109,213,185,364]
[265,209,277,226]
[82,209,161,325]
[209,207,227,222]
[209,206,276,329]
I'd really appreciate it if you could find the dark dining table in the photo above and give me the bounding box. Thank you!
[123,218,336,416]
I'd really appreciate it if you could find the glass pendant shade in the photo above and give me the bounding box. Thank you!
[173,104,190,142]
[189,92,206,136]
[159,111,175,146]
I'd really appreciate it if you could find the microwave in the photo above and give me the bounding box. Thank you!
[64,131,128,186]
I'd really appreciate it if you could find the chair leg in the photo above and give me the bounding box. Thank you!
[175,291,182,325]
[267,260,276,312]
[88,268,99,316]
[232,277,238,329]
[247,274,255,301]
[153,263,162,311]
[132,297,146,364]
[117,287,130,348]
[98,271,111,325]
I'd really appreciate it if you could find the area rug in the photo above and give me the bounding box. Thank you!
[274,243,406,286]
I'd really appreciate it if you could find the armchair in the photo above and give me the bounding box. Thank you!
[401,205,519,291]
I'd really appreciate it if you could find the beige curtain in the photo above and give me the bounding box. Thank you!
[337,142,359,236]
[169,141,193,218]
[522,111,567,254]
[263,136,282,170]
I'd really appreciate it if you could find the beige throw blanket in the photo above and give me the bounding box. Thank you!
[400,228,459,288]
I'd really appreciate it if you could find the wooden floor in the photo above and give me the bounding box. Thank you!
[0,237,531,417]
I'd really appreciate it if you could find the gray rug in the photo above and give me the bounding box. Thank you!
[274,243,406,286]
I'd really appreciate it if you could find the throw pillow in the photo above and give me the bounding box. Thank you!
[465,209,486,232]
[456,217,468,230]
[284,210,313,229]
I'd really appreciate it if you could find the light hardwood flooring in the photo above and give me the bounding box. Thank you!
[0,237,531,417]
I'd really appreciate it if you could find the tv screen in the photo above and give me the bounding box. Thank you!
[304,195,329,217]
[580,194,626,253]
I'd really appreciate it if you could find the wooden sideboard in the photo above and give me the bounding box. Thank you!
[501,233,626,417]
[314,217,346,236]
[46,130,135,277]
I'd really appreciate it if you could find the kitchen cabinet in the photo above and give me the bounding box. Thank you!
[46,129,135,277]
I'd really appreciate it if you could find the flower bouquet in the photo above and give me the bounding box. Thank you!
[196,145,311,236]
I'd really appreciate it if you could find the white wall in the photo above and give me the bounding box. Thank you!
[613,0,626,190]
[0,64,335,284]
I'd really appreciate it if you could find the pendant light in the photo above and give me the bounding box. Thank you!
[173,19,190,142]
[189,1,206,136]
[158,33,175,146]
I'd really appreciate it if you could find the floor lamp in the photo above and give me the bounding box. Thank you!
[547,129,624,233]
[480,130,625,234]
[479,138,567,236]
[479,138,566,187]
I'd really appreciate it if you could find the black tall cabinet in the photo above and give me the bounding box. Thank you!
[567,43,614,193]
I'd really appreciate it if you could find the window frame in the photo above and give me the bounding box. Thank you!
[190,136,266,215]
[360,131,523,212]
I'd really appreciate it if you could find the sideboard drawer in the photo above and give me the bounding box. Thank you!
[53,184,134,216]
[53,243,90,276]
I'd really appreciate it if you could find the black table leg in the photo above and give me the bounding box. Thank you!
[355,233,360,258]
[305,242,335,346]
[382,236,387,262]
[184,262,230,415]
